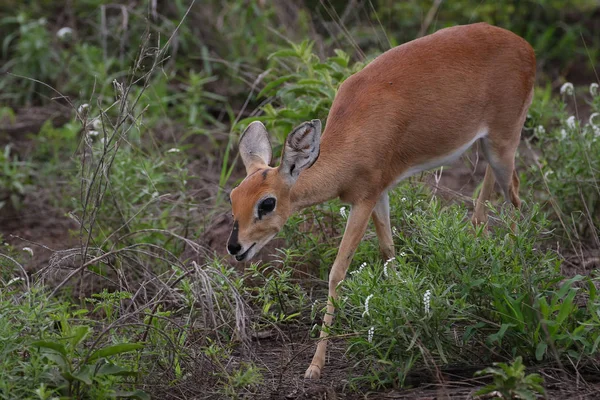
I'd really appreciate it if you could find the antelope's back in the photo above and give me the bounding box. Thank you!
[322,23,535,187]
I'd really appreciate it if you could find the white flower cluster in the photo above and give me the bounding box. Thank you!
[367,326,375,343]
[534,125,546,136]
[339,206,347,219]
[77,103,89,115]
[362,293,374,317]
[350,262,367,276]
[560,82,574,96]
[383,257,394,278]
[423,289,432,315]
[56,27,73,40]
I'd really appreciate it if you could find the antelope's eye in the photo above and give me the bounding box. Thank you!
[258,197,276,218]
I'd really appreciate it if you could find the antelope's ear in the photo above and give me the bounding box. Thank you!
[279,119,321,185]
[239,121,272,175]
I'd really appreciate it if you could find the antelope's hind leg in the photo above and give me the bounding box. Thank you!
[372,191,395,260]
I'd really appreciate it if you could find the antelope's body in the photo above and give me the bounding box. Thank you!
[227,23,536,379]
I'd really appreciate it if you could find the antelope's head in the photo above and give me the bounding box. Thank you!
[227,120,321,261]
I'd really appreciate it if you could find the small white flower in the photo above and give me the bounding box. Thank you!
[566,116,577,130]
[400,251,406,257]
[88,130,99,137]
[92,118,102,130]
[423,289,432,315]
[560,129,567,139]
[392,227,398,236]
[593,125,600,137]
[367,326,375,343]
[339,206,347,219]
[77,104,89,114]
[166,148,180,154]
[22,247,34,257]
[534,125,546,136]
[56,27,73,39]
[401,197,407,202]
[560,82,574,96]
[590,83,599,97]
[7,277,24,286]
[350,262,368,276]
[363,294,374,317]
[383,257,394,278]
[113,79,124,97]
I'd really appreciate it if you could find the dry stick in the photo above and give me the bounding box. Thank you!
[418,0,444,38]
[0,253,31,291]
[362,1,387,51]
[77,0,194,277]
[320,0,366,60]
[580,32,600,84]
[49,242,180,298]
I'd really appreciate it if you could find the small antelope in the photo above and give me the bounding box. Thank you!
[227,23,535,379]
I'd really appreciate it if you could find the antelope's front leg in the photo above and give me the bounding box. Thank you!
[304,201,375,379]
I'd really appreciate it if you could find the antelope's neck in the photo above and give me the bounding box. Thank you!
[289,140,341,212]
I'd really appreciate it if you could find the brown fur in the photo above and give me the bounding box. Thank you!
[228,23,536,379]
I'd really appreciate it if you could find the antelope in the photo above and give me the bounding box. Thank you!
[226,23,535,379]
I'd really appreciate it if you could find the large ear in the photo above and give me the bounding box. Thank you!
[239,121,272,175]
[279,119,321,185]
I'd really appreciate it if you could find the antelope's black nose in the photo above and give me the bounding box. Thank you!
[227,241,241,255]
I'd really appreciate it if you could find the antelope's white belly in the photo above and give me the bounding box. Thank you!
[389,126,488,189]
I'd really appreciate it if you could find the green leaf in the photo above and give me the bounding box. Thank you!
[474,384,498,395]
[97,362,138,377]
[88,343,143,362]
[70,325,91,348]
[535,342,547,361]
[32,340,67,357]
[257,74,296,98]
[488,323,515,344]
[555,288,576,325]
[41,352,68,370]
[267,49,300,60]
[513,388,536,400]
[72,365,93,385]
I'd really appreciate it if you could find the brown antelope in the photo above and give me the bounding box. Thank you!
[226,23,535,379]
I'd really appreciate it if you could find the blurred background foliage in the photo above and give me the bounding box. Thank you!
[1,0,598,108]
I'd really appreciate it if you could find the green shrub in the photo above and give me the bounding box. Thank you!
[475,356,546,400]
[323,182,600,388]
[238,40,364,152]
[529,82,600,240]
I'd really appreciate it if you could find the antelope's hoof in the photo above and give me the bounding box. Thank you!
[304,364,322,379]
